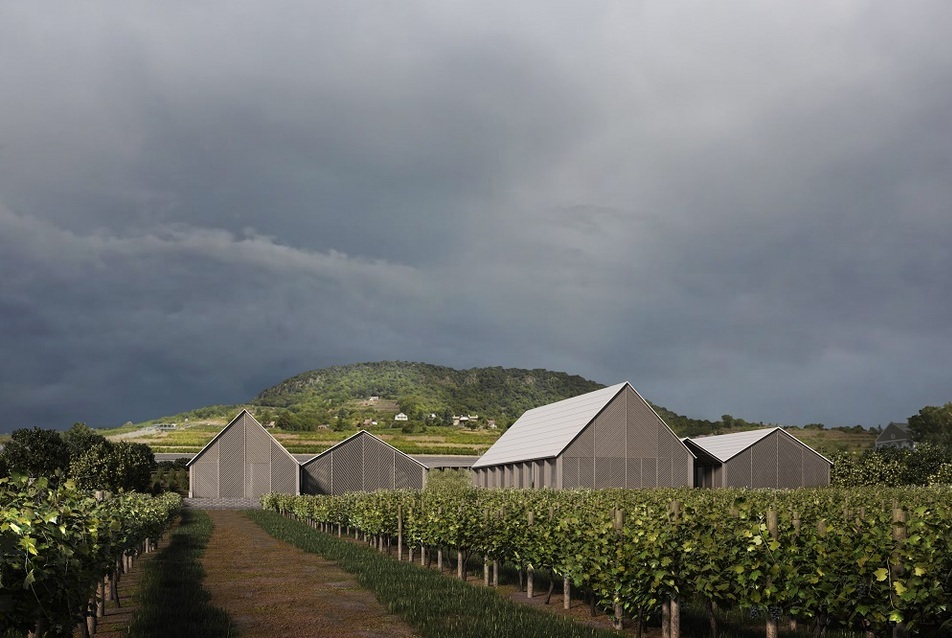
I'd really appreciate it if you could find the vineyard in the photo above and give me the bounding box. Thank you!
[0,475,181,638]
[262,487,952,637]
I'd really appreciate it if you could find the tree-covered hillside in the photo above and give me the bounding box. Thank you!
[113,361,878,455]
[254,361,604,427]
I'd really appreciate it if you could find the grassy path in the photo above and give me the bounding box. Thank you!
[248,511,621,638]
[200,510,417,638]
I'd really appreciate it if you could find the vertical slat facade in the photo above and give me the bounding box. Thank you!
[725,448,753,487]
[302,454,334,495]
[694,429,832,489]
[187,410,300,499]
[300,430,426,496]
[750,435,779,488]
[271,440,299,494]
[476,384,694,490]
[189,446,219,498]
[218,416,246,498]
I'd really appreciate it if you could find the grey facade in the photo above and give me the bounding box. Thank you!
[875,422,914,449]
[187,410,300,498]
[300,430,427,495]
[471,382,695,489]
[685,428,831,488]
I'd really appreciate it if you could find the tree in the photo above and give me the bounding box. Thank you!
[69,441,155,493]
[62,422,107,459]
[908,402,952,451]
[0,427,70,482]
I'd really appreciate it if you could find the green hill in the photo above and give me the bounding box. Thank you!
[253,361,604,427]
[115,361,876,455]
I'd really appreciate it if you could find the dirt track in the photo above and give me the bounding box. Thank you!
[200,510,418,638]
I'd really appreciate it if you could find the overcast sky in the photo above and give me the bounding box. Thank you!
[2,2,951,432]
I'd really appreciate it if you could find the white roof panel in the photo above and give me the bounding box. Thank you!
[686,428,779,462]
[471,383,628,468]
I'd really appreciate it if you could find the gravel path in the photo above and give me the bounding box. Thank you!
[201,510,418,638]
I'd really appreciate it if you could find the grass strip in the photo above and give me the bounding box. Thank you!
[247,510,618,638]
[127,508,235,637]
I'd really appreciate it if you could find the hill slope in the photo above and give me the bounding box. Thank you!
[254,361,604,425]
[113,361,876,455]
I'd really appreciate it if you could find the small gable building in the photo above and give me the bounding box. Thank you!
[684,428,831,488]
[187,410,300,499]
[300,430,427,495]
[875,422,914,449]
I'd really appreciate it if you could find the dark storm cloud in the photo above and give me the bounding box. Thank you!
[2,2,952,430]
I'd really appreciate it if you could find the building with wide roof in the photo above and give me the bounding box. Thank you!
[683,427,831,488]
[187,410,300,498]
[471,382,695,489]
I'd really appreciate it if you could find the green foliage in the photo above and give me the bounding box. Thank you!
[0,476,180,636]
[929,462,952,486]
[69,440,156,493]
[263,487,952,635]
[0,427,71,483]
[908,402,952,451]
[276,409,309,431]
[424,469,473,493]
[250,508,619,638]
[254,361,606,424]
[62,422,108,458]
[831,445,952,487]
[151,460,189,496]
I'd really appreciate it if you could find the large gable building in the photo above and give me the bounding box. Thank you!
[471,382,695,489]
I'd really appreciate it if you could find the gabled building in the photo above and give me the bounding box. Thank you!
[187,410,300,498]
[300,430,427,495]
[471,382,695,489]
[875,422,914,449]
[684,428,831,488]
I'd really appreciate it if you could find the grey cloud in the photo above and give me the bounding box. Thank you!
[2,2,952,430]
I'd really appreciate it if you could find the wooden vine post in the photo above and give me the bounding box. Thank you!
[483,509,491,586]
[493,506,503,587]
[397,504,404,561]
[892,505,907,638]
[790,511,800,631]
[526,510,534,598]
[437,506,444,572]
[613,508,624,630]
[668,500,682,638]
[766,509,779,638]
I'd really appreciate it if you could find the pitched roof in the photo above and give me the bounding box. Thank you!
[300,430,427,470]
[471,382,630,468]
[685,427,831,465]
[185,409,298,467]
[876,422,911,442]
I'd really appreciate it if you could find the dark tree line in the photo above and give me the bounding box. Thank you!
[0,423,155,493]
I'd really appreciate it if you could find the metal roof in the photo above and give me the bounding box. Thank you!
[685,428,778,462]
[686,427,832,465]
[159,451,479,469]
[185,409,298,468]
[299,430,428,470]
[471,382,629,468]
[413,455,479,469]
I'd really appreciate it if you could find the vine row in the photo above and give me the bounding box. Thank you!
[262,487,952,636]
[1,475,181,637]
